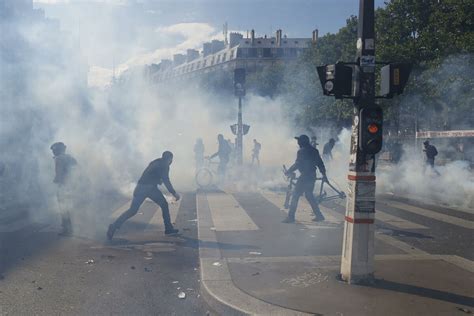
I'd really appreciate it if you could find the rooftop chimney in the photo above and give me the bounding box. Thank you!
[276,29,282,47]
[251,29,255,45]
[312,29,319,44]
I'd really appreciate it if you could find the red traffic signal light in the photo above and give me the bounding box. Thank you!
[359,107,383,154]
[368,123,378,134]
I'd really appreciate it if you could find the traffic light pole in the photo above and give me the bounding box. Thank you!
[236,95,243,165]
[340,0,377,284]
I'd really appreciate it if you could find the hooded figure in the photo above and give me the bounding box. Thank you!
[283,135,327,223]
[423,140,438,167]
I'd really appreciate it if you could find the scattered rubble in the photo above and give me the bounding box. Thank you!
[178,292,186,299]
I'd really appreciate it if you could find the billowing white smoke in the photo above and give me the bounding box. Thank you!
[377,146,474,209]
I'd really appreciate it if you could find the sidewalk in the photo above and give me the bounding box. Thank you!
[196,190,474,315]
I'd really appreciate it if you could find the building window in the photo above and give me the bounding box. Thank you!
[222,53,227,62]
[216,55,221,63]
[211,56,215,65]
[248,48,257,58]
[203,59,207,67]
[263,48,271,58]
[295,41,299,44]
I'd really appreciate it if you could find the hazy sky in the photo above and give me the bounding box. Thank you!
[32,0,387,86]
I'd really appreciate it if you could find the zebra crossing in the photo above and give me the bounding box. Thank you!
[199,190,472,234]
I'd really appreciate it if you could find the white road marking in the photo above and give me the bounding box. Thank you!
[206,192,259,231]
[145,197,180,231]
[109,200,131,220]
[261,191,343,224]
[385,201,474,229]
[376,209,428,230]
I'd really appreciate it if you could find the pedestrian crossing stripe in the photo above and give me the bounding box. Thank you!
[261,192,342,224]
[384,200,474,230]
[110,200,131,220]
[206,192,259,231]
[145,198,181,231]
[375,209,428,230]
[261,192,430,230]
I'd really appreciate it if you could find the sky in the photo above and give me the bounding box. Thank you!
[32,0,388,87]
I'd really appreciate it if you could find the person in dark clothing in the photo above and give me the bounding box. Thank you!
[51,142,77,236]
[251,139,261,166]
[322,138,336,161]
[107,151,180,240]
[209,134,231,181]
[283,135,327,223]
[423,140,438,167]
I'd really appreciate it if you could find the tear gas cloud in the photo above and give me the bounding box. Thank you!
[1,2,472,239]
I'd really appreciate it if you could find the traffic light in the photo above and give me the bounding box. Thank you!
[359,106,383,154]
[316,62,353,99]
[234,68,246,96]
[380,63,412,98]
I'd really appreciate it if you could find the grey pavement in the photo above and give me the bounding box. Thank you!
[0,192,214,315]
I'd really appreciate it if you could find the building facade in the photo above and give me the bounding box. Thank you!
[148,29,318,83]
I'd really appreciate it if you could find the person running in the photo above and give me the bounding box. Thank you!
[107,151,180,240]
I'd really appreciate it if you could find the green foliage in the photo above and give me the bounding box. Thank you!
[253,0,473,131]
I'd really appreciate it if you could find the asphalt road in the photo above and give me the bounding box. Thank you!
[1,188,472,315]
[0,192,213,315]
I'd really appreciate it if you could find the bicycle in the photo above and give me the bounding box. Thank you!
[195,158,219,188]
[282,165,346,209]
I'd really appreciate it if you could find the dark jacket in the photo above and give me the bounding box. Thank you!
[424,145,438,159]
[210,139,231,162]
[137,158,176,195]
[287,145,326,179]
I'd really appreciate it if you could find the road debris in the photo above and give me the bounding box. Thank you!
[457,307,473,314]
[188,219,198,222]
[210,227,216,231]
[144,267,152,272]
[37,287,43,290]
[130,266,136,270]
[252,272,260,276]
[249,252,262,255]
[178,292,186,299]
[85,259,95,265]
[144,257,153,260]
[212,262,221,267]
[172,281,179,284]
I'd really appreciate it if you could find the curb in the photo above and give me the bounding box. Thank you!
[196,192,311,316]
